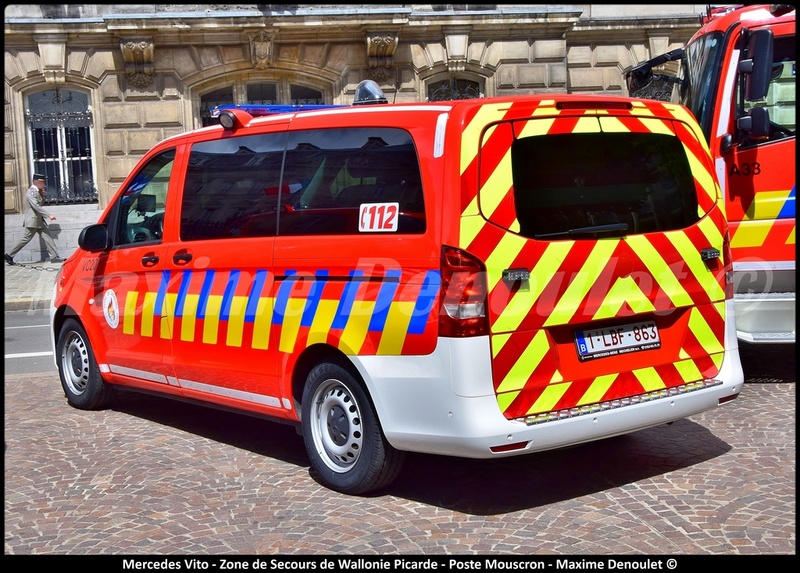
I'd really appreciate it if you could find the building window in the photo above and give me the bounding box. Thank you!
[199,81,324,125]
[427,78,482,101]
[25,88,97,204]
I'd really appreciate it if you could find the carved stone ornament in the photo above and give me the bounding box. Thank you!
[250,31,273,69]
[367,67,392,83]
[119,38,155,88]
[366,32,398,69]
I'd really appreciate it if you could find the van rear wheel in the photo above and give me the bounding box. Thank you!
[301,361,404,494]
[56,318,114,410]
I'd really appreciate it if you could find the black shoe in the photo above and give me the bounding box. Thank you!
[4,253,14,266]
[50,257,65,264]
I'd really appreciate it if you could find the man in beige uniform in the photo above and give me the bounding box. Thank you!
[5,173,63,265]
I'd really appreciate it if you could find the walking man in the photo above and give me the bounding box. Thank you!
[4,173,64,265]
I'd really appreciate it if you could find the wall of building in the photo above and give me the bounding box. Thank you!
[4,4,709,262]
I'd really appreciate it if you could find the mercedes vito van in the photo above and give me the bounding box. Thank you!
[51,82,744,494]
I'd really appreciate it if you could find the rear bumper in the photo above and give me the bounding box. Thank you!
[352,301,744,458]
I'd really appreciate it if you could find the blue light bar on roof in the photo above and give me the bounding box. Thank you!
[210,103,345,118]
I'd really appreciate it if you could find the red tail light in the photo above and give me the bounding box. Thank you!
[439,246,489,337]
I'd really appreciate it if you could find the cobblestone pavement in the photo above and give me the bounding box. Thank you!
[3,342,795,556]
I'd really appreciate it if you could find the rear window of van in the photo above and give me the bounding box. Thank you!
[509,131,699,239]
[180,127,425,240]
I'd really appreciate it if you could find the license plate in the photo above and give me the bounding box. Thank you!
[575,321,661,361]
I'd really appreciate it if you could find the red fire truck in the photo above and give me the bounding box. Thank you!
[626,4,795,344]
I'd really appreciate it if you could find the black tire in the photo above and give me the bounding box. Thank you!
[301,361,405,495]
[56,318,114,410]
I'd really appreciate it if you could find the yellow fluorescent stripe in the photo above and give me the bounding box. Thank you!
[697,216,725,263]
[225,296,247,347]
[251,297,273,350]
[527,382,570,415]
[746,189,794,218]
[598,116,631,132]
[637,117,674,136]
[279,296,306,353]
[494,241,575,333]
[141,292,157,337]
[518,117,556,135]
[674,358,703,383]
[161,293,176,339]
[625,235,693,307]
[485,232,527,291]
[577,373,617,405]
[123,291,138,335]
[668,232,725,300]
[688,307,724,354]
[479,150,513,218]
[496,390,520,412]
[339,300,375,354]
[544,240,618,327]
[572,116,601,133]
[307,299,339,346]
[492,332,511,358]
[461,103,513,175]
[630,106,655,117]
[202,295,223,345]
[496,329,550,394]
[633,367,666,392]
[180,294,199,342]
[730,220,776,248]
[460,213,484,248]
[592,276,655,320]
[664,104,711,153]
[684,143,717,203]
[377,301,414,354]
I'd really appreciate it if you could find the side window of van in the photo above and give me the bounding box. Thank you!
[508,131,699,239]
[113,149,174,246]
[180,133,286,241]
[279,128,425,235]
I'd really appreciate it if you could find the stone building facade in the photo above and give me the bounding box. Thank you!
[4,4,710,262]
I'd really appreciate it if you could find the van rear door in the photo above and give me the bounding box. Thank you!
[459,99,730,421]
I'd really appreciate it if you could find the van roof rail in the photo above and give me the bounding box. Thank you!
[210,103,345,118]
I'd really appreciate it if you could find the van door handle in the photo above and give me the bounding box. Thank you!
[141,254,159,266]
[173,251,192,265]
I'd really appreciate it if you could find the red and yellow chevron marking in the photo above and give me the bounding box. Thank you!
[459,98,728,420]
[728,184,796,262]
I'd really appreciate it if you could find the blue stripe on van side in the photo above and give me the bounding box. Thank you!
[300,271,328,327]
[369,270,401,331]
[220,270,240,320]
[245,269,268,323]
[272,269,297,325]
[331,270,363,330]
[407,270,440,334]
[155,270,170,318]
[197,270,216,319]
[175,270,192,318]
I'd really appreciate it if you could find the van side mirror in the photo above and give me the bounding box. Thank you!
[740,28,774,101]
[78,223,110,251]
[737,105,771,140]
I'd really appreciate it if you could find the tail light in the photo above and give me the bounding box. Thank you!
[438,246,489,337]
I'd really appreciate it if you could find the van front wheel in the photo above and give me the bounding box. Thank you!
[301,362,404,495]
[57,318,114,410]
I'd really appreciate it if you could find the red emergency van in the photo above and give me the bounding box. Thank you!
[51,83,744,494]
[626,4,796,343]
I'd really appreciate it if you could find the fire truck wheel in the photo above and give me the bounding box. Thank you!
[301,361,405,495]
[56,318,114,410]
